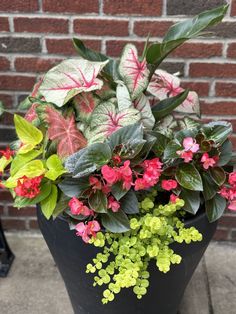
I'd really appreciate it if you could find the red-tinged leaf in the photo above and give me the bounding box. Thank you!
[45,106,87,158]
[133,93,155,130]
[24,103,39,123]
[119,44,149,100]
[39,59,108,108]
[147,69,200,115]
[31,78,43,98]
[73,93,99,122]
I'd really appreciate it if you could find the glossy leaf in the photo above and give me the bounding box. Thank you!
[209,167,226,186]
[176,163,203,191]
[89,190,108,213]
[206,194,226,222]
[201,172,218,201]
[10,149,42,176]
[120,190,139,214]
[58,177,90,198]
[202,121,232,145]
[218,139,233,166]
[101,210,130,233]
[41,184,58,219]
[163,140,182,160]
[111,181,128,201]
[180,188,200,214]
[152,132,170,157]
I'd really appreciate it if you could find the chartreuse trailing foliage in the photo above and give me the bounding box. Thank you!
[0,4,234,305]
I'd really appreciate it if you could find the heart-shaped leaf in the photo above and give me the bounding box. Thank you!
[45,154,67,181]
[58,177,90,198]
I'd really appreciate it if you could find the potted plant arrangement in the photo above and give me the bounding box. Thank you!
[0,4,235,314]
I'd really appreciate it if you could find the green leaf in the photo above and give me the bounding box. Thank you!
[0,156,12,172]
[53,193,70,219]
[180,188,200,214]
[89,190,108,213]
[201,172,218,201]
[175,128,198,143]
[116,80,132,110]
[14,181,52,208]
[101,210,130,233]
[65,142,112,178]
[152,90,189,120]
[111,181,128,201]
[176,163,203,191]
[146,5,228,68]
[163,140,182,160]
[10,149,42,176]
[58,177,90,198]
[218,139,233,166]
[120,190,139,214]
[202,121,232,145]
[206,194,226,222]
[209,167,226,186]
[14,114,43,154]
[40,184,58,219]
[152,132,170,157]
[45,154,66,181]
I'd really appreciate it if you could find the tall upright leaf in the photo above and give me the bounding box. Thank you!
[133,94,155,129]
[45,106,87,158]
[119,44,149,100]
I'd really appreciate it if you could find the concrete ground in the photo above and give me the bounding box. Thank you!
[0,234,236,314]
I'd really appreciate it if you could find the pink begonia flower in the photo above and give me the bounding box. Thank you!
[68,197,91,216]
[108,196,120,212]
[101,165,119,185]
[102,184,111,194]
[89,176,102,190]
[183,137,199,153]
[75,220,101,243]
[228,201,236,211]
[179,151,194,163]
[229,172,236,186]
[201,153,217,170]
[170,193,179,203]
[134,178,148,191]
[161,179,178,191]
[119,160,133,190]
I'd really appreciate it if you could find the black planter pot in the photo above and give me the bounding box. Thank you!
[37,208,217,314]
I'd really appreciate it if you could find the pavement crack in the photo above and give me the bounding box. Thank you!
[203,257,214,314]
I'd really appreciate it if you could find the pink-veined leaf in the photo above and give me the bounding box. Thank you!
[24,103,39,123]
[147,69,200,115]
[133,94,155,130]
[73,92,99,122]
[87,101,141,143]
[39,59,108,107]
[45,106,87,158]
[119,44,149,100]
[31,78,43,98]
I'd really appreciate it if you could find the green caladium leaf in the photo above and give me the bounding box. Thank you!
[65,142,112,178]
[58,177,90,198]
[120,190,139,214]
[209,167,226,186]
[201,172,218,201]
[151,90,189,120]
[39,59,108,107]
[45,154,67,181]
[14,114,43,154]
[116,80,132,111]
[88,101,141,143]
[202,121,232,145]
[180,188,200,214]
[163,140,182,160]
[101,210,130,233]
[14,181,52,208]
[119,44,149,100]
[154,115,177,137]
[108,124,145,159]
[206,194,226,222]
[146,5,228,68]
[218,139,233,166]
[133,93,155,130]
[111,181,128,201]
[89,190,108,213]
[176,163,203,191]
[5,160,45,188]
[152,132,170,157]
[40,184,58,219]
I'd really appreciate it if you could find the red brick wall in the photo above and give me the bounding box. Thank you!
[0,0,236,240]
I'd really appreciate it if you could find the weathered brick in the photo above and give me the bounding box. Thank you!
[29,219,39,229]
[230,136,236,151]
[0,17,9,31]
[1,218,26,230]
[0,205,4,215]
[231,1,236,16]
[0,0,39,12]
[208,22,236,39]
[182,81,210,97]
[213,228,229,241]
[201,101,236,115]
[0,190,13,202]
[46,38,101,56]
[167,0,225,15]
[0,94,14,109]
[103,0,162,16]
[73,19,129,36]
[0,75,36,91]
[43,0,99,13]
[171,43,222,58]
[215,82,236,98]
[14,17,69,34]
[8,206,36,217]
[1,112,14,125]
[227,43,236,59]
[0,128,16,142]
[133,21,173,37]
[106,40,145,57]
[0,56,10,71]
[219,215,236,228]
[160,62,185,74]
[0,37,41,53]
[189,63,236,78]
[15,57,62,73]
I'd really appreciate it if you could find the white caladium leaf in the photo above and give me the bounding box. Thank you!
[119,44,149,100]
[73,92,99,122]
[147,69,200,115]
[116,80,132,111]
[39,59,108,107]
[133,94,155,130]
[88,101,141,143]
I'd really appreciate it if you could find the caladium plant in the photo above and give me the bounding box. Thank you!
[0,4,234,305]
